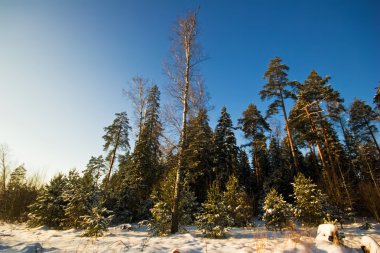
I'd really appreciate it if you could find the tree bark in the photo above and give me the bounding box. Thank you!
[366,121,380,156]
[104,126,122,189]
[304,107,327,169]
[279,91,299,171]
[171,26,193,234]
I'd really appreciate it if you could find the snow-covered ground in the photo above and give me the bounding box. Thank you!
[0,221,379,252]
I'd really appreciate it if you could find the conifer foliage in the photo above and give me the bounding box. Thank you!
[28,174,68,229]
[195,182,231,238]
[262,188,293,231]
[292,173,325,225]
[224,176,252,227]
[3,9,380,237]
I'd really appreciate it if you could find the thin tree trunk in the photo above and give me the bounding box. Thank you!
[363,154,380,199]
[104,126,122,189]
[171,34,191,234]
[1,152,6,193]
[279,92,298,171]
[366,121,380,155]
[304,107,327,169]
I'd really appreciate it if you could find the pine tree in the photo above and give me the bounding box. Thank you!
[260,57,299,170]
[213,106,239,189]
[102,112,131,189]
[262,188,293,231]
[28,174,68,229]
[224,176,253,227]
[5,165,39,221]
[349,99,380,155]
[292,173,325,225]
[195,182,231,238]
[238,103,270,193]
[374,84,380,110]
[290,71,349,207]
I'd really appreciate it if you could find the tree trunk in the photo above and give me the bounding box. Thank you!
[104,126,122,189]
[363,154,380,199]
[171,34,192,234]
[366,121,380,156]
[304,107,327,169]
[279,92,298,171]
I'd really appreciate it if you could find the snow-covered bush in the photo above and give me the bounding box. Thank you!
[81,206,113,237]
[224,176,253,227]
[292,173,325,226]
[195,182,232,238]
[262,188,293,231]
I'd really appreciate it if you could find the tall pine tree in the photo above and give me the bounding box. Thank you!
[260,57,299,170]
[238,103,270,194]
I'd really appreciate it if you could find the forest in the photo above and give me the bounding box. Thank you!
[0,11,379,239]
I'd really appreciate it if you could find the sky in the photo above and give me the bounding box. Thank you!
[0,0,379,181]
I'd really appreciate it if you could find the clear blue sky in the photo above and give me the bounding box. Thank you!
[0,0,379,180]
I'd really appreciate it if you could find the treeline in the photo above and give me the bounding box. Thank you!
[0,11,379,237]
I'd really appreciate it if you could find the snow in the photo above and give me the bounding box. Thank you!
[0,221,379,252]
[316,224,338,242]
[360,236,380,253]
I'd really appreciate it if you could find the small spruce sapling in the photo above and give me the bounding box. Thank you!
[262,188,293,231]
[195,182,232,238]
[292,173,325,226]
[224,175,253,227]
[81,205,113,237]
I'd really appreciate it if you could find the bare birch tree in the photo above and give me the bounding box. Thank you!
[166,11,203,233]
[0,144,10,194]
[123,76,150,143]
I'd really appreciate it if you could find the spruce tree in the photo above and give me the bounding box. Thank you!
[62,169,84,229]
[262,188,293,231]
[195,182,231,238]
[213,106,239,189]
[292,173,325,226]
[64,158,104,229]
[150,165,196,235]
[224,175,253,227]
[264,136,293,199]
[236,148,252,196]
[184,108,214,204]
[81,205,113,237]
[28,174,68,229]
[133,85,162,192]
